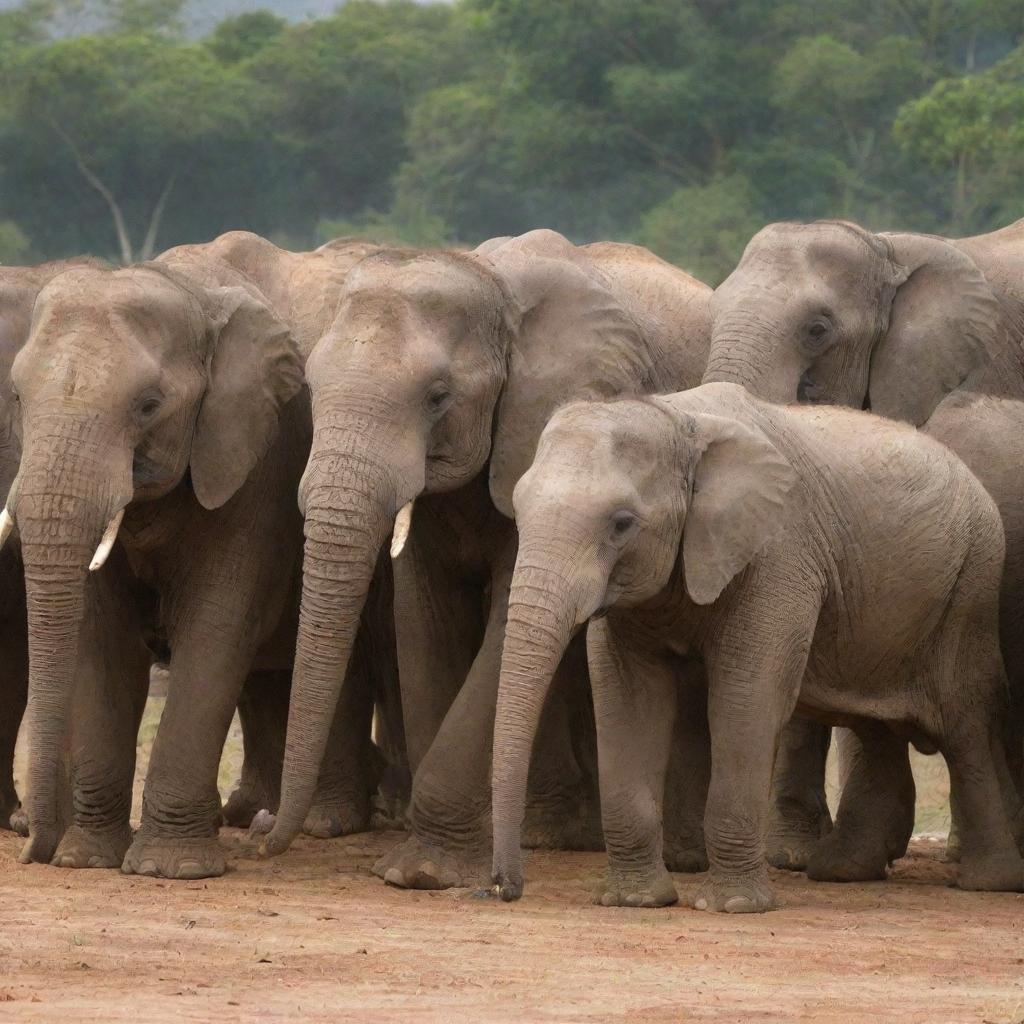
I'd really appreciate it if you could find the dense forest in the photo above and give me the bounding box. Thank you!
[1,0,1023,282]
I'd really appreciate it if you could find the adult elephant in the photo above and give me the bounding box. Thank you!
[259,229,714,888]
[703,217,1024,877]
[3,232,398,877]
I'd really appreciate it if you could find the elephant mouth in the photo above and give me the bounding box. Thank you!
[797,371,824,404]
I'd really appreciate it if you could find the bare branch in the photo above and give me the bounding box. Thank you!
[139,171,177,262]
[47,117,134,264]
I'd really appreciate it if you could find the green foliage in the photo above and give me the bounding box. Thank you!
[0,221,32,263]
[637,175,763,286]
[205,11,285,64]
[0,0,1022,269]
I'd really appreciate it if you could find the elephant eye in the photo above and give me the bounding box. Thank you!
[610,510,637,538]
[138,397,162,418]
[804,319,832,352]
[426,383,453,416]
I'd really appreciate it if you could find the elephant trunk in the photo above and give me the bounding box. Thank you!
[10,420,132,863]
[261,451,400,856]
[491,545,586,901]
[703,304,801,403]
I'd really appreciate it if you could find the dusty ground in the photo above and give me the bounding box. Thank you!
[2,697,1021,1024]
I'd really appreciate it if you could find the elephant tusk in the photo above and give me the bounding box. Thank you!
[390,500,415,559]
[89,508,125,572]
[0,508,12,551]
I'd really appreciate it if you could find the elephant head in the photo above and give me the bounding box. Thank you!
[262,229,670,856]
[0,261,107,502]
[490,387,795,899]
[704,219,1012,424]
[3,261,301,862]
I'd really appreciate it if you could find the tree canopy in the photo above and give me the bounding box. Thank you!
[1,0,1022,281]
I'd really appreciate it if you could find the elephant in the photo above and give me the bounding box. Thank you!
[3,231,401,878]
[258,229,714,889]
[0,257,110,834]
[490,382,1024,912]
[703,216,1024,870]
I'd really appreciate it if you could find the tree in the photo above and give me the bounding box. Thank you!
[246,0,463,236]
[206,11,286,65]
[637,174,762,285]
[0,33,264,261]
[895,47,1024,230]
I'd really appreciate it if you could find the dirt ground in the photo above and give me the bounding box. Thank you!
[2,698,1022,1024]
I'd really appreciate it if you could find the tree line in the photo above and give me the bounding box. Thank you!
[1,0,1023,283]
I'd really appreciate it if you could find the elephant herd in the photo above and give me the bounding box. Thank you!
[0,219,1022,914]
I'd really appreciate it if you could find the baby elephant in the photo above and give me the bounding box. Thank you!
[491,381,1023,912]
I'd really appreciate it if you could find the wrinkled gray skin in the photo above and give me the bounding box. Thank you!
[0,259,111,834]
[260,229,713,889]
[705,218,1024,870]
[5,232,401,878]
[492,383,1024,911]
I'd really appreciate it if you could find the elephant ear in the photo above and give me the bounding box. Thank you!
[191,285,303,510]
[870,233,1002,426]
[481,238,654,517]
[682,412,796,606]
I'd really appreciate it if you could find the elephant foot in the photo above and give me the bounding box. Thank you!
[222,783,275,829]
[805,830,888,883]
[4,801,27,837]
[51,824,132,869]
[957,850,1024,892]
[663,835,709,873]
[371,788,408,831]
[122,834,226,880]
[767,803,831,872]
[522,794,603,852]
[596,865,678,908]
[302,796,370,839]
[694,872,776,913]
[766,828,822,872]
[371,762,411,831]
[372,833,488,890]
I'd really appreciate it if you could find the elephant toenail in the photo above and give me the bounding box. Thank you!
[695,897,708,910]
[383,868,405,887]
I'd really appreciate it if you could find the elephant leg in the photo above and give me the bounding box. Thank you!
[522,634,603,852]
[587,618,678,908]
[937,624,1023,891]
[53,570,150,869]
[0,590,28,833]
[944,716,1024,892]
[766,717,833,871]
[663,660,711,873]
[364,560,409,828]
[806,724,914,883]
[372,557,508,890]
[222,669,288,829]
[392,519,483,775]
[122,542,279,880]
[696,598,812,914]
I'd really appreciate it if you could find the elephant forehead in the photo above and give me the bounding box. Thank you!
[346,255,499,319]
[543,400,669,462]
[35,270,196,342]
[744,221,880,277]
